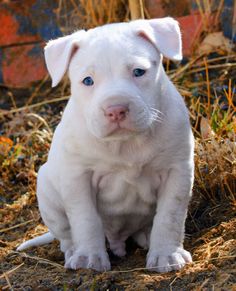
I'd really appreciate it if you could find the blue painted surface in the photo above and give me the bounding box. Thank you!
[31,0,62,40]
[28,44,43,57]
[5,0,62,41]
[224,0,233,6]
[14,13,37,37]
[2,2,37,39]
[221,0,236,42]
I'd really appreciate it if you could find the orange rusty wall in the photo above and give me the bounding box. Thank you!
[0,0,235,88]
[0,0,62,88]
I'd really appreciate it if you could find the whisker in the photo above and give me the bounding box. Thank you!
[150,107,161,111]
[150,113,164,121]
[150,111,163,117]
[149,107,165,124]
[149,117,163,124]
[149,107,165,117]
[149,112,164,124]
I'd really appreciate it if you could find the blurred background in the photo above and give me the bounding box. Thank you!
[0,0,235,87]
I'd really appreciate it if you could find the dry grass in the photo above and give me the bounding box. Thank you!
[170,54,236,206]
[56,0,129,34]
[0,0,235,289]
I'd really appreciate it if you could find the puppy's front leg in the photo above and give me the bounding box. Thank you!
[62,171,110,271]
[146,164,193,272]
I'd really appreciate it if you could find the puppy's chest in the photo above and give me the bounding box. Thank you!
[92,164,161,216]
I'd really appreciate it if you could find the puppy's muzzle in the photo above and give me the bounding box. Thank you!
[104,104,129,123]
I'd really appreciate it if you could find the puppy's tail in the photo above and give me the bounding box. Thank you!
[17,232,55,251]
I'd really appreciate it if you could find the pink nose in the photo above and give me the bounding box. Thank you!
[104,104,129,123]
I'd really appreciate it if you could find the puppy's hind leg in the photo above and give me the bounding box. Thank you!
[37,164,73,258]
[132,226,151,250]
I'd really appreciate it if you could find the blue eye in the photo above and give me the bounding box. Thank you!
[133,68,146,77]
[82,76,94,86]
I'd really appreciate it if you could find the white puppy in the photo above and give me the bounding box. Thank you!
[17,17,194,273]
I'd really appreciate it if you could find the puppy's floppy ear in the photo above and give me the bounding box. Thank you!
[131,17,182,61]
[44,30,86,87]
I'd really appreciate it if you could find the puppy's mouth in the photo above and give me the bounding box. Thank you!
[110,124,133,134]
[105,124,138,140]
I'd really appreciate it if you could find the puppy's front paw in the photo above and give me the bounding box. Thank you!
[146,246,192,273]
[64,249,111,271]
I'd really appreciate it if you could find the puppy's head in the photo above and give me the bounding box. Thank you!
[45,18,182,140]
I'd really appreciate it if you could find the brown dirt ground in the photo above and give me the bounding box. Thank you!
[0,85,236,290]
[1,198,235,290]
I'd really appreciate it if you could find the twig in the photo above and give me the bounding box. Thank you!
[14,252,64,269]
[213,0,224,27]
[169,276,179,291]
[187,62,236,74]
[223,177,235,201]
[8,91,17,110]
[199,278,210,290]
[107,0,113,23]
[26,113,52,132]
[195,0,209,31]
[139,0,145,19]
[0,263,24,279]
[0,96,70,118]
[0,220,34,234]
[26,74,50,106]
[204,57,211,118]
[167,55,236,77]
[223,156,235,165]
[191,54,236,67]
[2,273,13,291]
[88,0,98,26]
[107,255,236,274]
[169,55,204,81]
[224,79,236,111]
[69,0,81,17]
[169,57,236,83]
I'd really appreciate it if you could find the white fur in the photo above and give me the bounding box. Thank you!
[17,18,194,272]
[17,233,54,251]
